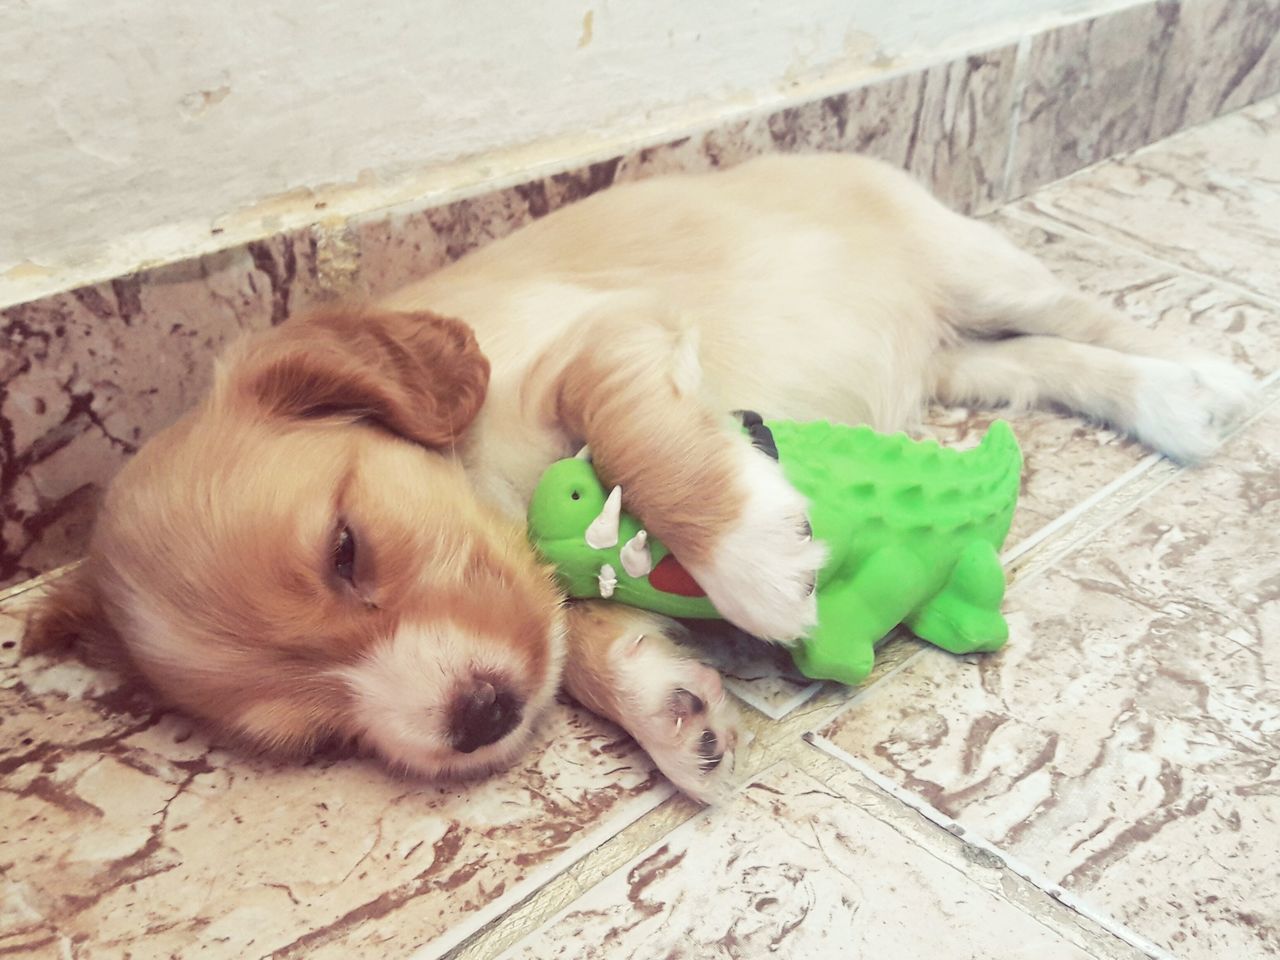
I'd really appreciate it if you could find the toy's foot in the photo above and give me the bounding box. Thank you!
[907,602,1009,654]
[906,540,1009,655]
[790,633,875,687]
[613,632,742,803]
[791,545,931,686]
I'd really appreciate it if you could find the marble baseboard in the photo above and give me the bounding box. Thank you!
[1007,0,1280,198]
[4,0,1279,589]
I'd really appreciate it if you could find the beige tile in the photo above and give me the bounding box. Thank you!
[0,594,670,960]
[816,400,1280,959]
[993,211,1280,378]
[1014,96,1280,305]
[1146,0,1280,143]
[499,761,1107,960]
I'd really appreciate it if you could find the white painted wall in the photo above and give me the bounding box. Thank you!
[0,0,1138,300]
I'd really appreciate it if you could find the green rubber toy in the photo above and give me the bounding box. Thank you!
[527,417,1023,685]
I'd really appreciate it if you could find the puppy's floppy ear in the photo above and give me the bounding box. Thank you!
[227,307,490,448]
[22,563,126,669]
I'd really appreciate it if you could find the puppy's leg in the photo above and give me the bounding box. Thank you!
[933,217,1258,461]
[562,602,741,803]
[554,301,825,643]
[930,336,1255,463]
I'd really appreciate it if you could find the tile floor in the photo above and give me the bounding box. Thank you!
[3,96,1279,960]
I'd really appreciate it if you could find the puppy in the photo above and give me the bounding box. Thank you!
[25,154,1255,800]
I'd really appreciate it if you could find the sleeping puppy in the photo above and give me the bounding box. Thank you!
[25,154,1256,800]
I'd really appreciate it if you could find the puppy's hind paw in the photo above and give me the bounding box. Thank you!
[1131,356,1259,463]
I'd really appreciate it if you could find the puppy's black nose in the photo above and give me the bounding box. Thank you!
[448,680,522,753]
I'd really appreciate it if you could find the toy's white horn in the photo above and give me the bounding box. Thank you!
[597,563,618,599]
[585,485,622,548]
[620,529,652,577]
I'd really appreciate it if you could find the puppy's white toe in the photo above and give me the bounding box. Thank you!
[692,442,826,644]
[1131,356,1258,464]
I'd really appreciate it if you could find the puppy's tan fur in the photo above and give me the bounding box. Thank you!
[26,155,1255,799]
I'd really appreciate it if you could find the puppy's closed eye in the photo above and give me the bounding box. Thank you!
[333,526,357,583]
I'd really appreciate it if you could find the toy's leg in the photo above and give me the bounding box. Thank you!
[905,540,1009,654]
[791,546,929,686]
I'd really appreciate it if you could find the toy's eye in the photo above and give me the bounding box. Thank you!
[571,490,581,501]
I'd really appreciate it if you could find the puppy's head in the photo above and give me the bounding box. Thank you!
[25,308,566,779]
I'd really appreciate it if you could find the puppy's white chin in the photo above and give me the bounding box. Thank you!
[367,713,545,782]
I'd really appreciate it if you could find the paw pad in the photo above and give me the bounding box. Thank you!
[669,687,706,719]
[697,729,723,770]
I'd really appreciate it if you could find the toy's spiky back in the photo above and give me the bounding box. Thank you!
[768,419,1022,541]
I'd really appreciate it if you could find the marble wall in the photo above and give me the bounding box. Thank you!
[3,0,1279,589]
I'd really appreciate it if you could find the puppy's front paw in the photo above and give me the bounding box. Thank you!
[614,634,742,803]
[692,443,826,644]
[1131,356,1258,463]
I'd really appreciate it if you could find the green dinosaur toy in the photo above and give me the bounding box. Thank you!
[527,416,1023,685]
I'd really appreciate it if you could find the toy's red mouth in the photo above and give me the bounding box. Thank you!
[647,555,706,597]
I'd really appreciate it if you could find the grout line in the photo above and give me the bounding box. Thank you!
[447,648,931,958]
[1000,452,1162,566]
[413,786,674,960]
[463,406,1238,960]
[806,735,1179,960]
[490,767,752,960]
[725,677,822,720]
[999,202,1280,320]
[1009,376,1280,593]
[436,788,698,960]
[787,746,1155,960]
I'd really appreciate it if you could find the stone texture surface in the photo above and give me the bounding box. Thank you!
[1006,0,1280,198]
[816,399,1280,959]
[612,45,1019,216]
[0,589,670,960]
[1014,98,1280,305]
[499,762,1105,960]
[0,234,334,588]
